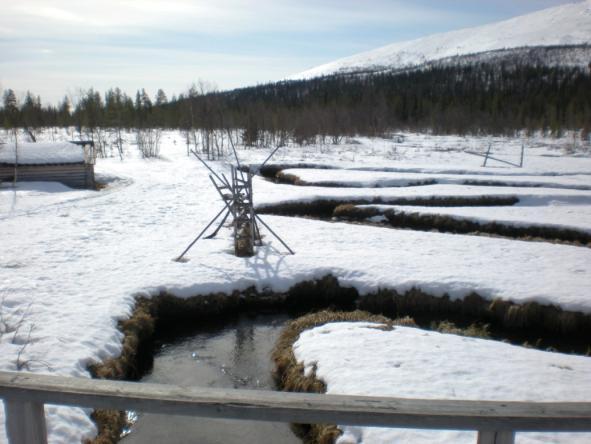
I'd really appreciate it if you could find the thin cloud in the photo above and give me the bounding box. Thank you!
[14,5,87,24]
[3,0,481,37]
[0,0,577,104]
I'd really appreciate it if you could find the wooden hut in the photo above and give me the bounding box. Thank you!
[0,141,95,189]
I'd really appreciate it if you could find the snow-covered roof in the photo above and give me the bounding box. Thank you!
[0,142,86,165]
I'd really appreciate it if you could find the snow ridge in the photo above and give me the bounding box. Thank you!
[291,1,591,79]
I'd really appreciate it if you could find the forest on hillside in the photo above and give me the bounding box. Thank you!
[1,62,590,153]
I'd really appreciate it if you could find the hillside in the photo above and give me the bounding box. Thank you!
[292,0,591,79]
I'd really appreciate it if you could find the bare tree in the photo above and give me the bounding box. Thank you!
[136,128,162,158]
[2,89,19,185]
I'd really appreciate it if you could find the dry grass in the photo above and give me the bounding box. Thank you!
[253,163,333,180]
[258,196,519,219]
[276,172,306,186]
[327,204,591,247]
[359,288,591,352]
[333,203,381,220]
[272,310,416,444]
[383,209,591,246]
[89,299,154,381]
[432,320,490,338]
[84,411,126,444]
[86,299,155,444]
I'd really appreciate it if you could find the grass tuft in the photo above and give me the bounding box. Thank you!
[272,310,415,443]
[432,320,490,338]
[84,411,127,444]
[86,299,154,443]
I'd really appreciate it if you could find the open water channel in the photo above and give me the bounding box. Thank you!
[121,312,300,444]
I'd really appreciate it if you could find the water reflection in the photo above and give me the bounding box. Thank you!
[121,312,300,444]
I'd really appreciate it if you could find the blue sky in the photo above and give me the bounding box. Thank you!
[0,0,577,104]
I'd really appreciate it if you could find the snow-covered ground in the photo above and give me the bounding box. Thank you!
[0,130,590,442]
[275,159,591,235]
[362,203,591,235]
[281,168,591,190]
[267,133,591,173]
[294,322,591,444]
[258,181,591,209]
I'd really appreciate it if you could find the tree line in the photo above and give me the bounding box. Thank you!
[2,62,590,153]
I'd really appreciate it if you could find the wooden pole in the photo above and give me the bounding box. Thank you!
[248,172,255,249]
[5,399,47,444]
[13,129,18,187]
[190,150,231,189]
[204,208,231,239]
[483,143,492,167]
[258,144,283,172]
[175,206,227,262]
[255,214,295,255]
[477,430,515,444]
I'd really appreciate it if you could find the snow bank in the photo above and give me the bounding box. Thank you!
[362,203,591,234]
[0,142,85,165]
[282,168,591,190]
[257,180,591,208]
[294,322,591,443]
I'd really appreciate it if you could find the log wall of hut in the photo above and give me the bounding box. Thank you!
[0,163,95,189]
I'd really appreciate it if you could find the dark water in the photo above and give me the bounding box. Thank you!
[121,313,300,444]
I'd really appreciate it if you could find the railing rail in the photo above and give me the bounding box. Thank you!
[1,371,590,444]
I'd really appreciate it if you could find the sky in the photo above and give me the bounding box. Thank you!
[0,0,579,105]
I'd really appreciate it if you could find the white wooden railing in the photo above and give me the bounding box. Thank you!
[1,371,590,444]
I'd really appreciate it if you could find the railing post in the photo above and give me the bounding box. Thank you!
[5,399,48,444]
[477,430,515,444]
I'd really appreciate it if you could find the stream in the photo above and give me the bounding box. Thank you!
[121,312,301,444]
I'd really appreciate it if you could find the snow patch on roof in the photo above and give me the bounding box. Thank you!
[0,142,85,165]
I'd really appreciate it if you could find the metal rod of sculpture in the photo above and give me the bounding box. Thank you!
[175,145,294,261]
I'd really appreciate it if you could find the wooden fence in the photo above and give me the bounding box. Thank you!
[1,371,590,444]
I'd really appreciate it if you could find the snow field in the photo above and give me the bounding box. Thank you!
[294,322,591,444]
[257,180,591,209]
[280,168,591,190]
[265,133,591,174]
[263,167,591,235]
[0,130,590,442]
[360,203,591,235]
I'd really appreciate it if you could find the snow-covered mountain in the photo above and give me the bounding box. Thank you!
[291,0,591,79]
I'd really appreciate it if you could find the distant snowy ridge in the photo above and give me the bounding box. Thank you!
[291,1,591,79]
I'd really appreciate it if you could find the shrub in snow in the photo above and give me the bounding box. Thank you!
[136,128,161,158]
